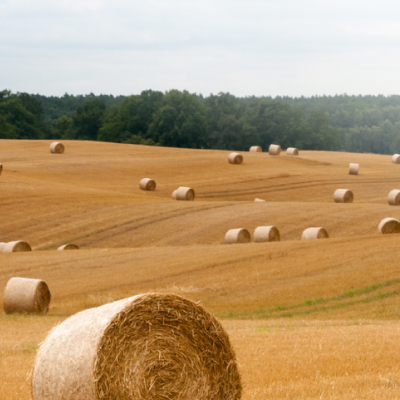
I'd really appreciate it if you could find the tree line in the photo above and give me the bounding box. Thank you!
[2,88,400,154]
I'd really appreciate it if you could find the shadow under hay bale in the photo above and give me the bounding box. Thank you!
[334,189,354,203]
[228,152,243,164]
[388,190,400,206]
[349,163,359,175]
[268,144,281,155]
[57,244,79,250]
[3,277,51,315]
[139,178,156,191]
[378,218,400,234]
[1,241,31,253]
[225,228,251,244]
[392,154,400,164]
[32,293,242,400]
[49,142,65,154]
[172,186,195,201]
[286,147,299,156]
[301,227,329,240]
[254,226,280,242]
[249,146,262,152]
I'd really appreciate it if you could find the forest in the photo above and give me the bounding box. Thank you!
[1,88,400,154]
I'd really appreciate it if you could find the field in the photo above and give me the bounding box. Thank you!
[1,140,400,399]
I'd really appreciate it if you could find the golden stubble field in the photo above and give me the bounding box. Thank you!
[1,139,400,399]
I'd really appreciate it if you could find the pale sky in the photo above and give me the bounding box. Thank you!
[1,0,400,97]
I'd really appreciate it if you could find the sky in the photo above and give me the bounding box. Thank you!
[1,0,400,97]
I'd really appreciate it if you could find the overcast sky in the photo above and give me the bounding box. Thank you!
[1,0,400,97]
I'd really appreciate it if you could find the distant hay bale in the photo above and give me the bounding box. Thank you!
[0,163,2,175]
[378,217,400,234]
[249,146,262,152]
[286,147,299,156]
[32,293,242,400]
[225,228,251,244]
[254,198,266,202]
[388,190,400,206]
[0,242,6,252]
[2,241,31,253]
[268,144,281,155]
[57,244,79,250]
[392,154,400,164]
[254,226,280,243]
[228,152,243,164]
[334,189,354,203]
[301,227,329,240]
[49,142,65,154]
[139,178,156,191]
[349,163,359,175]
[172,186,195,201]
[3,277,51,315]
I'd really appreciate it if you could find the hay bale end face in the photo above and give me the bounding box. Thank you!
[286,147,299,156]
[228,152,243,164]
[139,178,156,191]
[301,227,329,240]
[32,293,242,400]
[2,241,31,253]
[225,228,251,244]
[349,163,359,175]
[378,217,400,234]
[172,186,195,201]
[268,144,281,155]
[249,146,262,152]
[388,190,400,206]
[254,198,266,202]
[49,142,65,154]
[57,244,79,250]
[392,154,400,164]
[334,189,354,203]
[254,226,280,243]
[3,277,51,315]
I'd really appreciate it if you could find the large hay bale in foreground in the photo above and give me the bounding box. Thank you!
[249,146,262,152]
[254,226,280,242]
[286,147,299,156]
[49,142,65,154]
[172,186,195,201]
[32,293,242,400]
[378,217,400,234]
[2,241,31,253]
[349,163,359,175]
[225,228,251,244]
[3,277,51,315]
[388,190,400,206]
[268,144,281,155]
[301,227,329,240]
[254,198,266,202]
[334,189,354,203]
[139,178,156,191]
[57,244,79,250]
[228,152,243,164]
[392,154,400,164]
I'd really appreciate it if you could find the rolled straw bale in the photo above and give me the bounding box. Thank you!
[2,241,31,253]
[139,178,156,191]
[172,186,195,201]
[254,198,266,202]
[388,190,400,206]
[225,228,251,244]
[334,189,354,203]
[392,154,400,164]
[0,242,6,252]
[301,227,329,240]
[32,293,242,400]
[3,277,51,315]
[57,244,79,250]
[49,142,65,154]
[268,144,281,155]
[349,163,359,175]
[286,147,299,156]
[378,217,400,234]
[254,226,280,243]
[228,152,243,164]
[249,146,262,152]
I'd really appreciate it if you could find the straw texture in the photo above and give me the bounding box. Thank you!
[249,146,262,152]
[225,228,251,244]
[388,190,400,206]
[254,226,280,243]
[301,227,329,240]
[228,152,243,164]
[49,142,65,154]
[268,144,281,155]
[2,241,31,253]
[334,189,354,203]
[378,218,400,234]
[286,147,299,156]
[139,178,156,191]
[349,163,359,175]
[172,187,195,201]
[3,277,51,315]
[32,293,242,400]
[57,244,79,250]
[392,154,400,164]
[254,198,266,203]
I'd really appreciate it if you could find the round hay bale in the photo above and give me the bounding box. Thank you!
[301,227,329,240]
[249,146,262,152]
[268,144,281,155]
[49,142,65,154]
[0,242,6,252]
[334,189,354,203]
[2,241,31,253]
[228,152,243,164]
[225,228,251,244]
[349,163,359,175]
[286,147,299,156]
[57,244,79,250]
[388,190,400,206]
[392,154,400,164]
[254,198,266,202]
[0,163,3,175]
[254,226,280,243]
[378,217,400,234]
[139,178,156,191]
[32,293,242,400]
[172,186,195,201]
[3,277,51,315]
